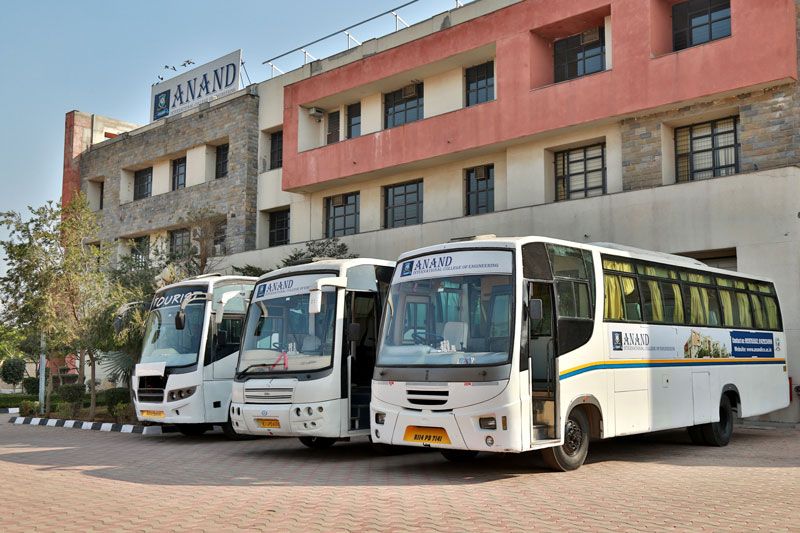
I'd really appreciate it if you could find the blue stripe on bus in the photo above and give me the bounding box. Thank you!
[560,358,786,380]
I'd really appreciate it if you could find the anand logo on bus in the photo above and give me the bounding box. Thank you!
[612,331,623,351]
[400,261,414,277]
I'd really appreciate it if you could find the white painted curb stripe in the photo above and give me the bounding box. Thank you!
[46,419,57,427]
[64,420,75,428]
[121,425,134,433]
[100,423,113,432]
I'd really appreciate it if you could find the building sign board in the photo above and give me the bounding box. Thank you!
[150,50,241,122]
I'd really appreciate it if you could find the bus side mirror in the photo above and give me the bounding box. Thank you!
[175,310,186,330]
[309,289,322,315]
[528,299,543,321]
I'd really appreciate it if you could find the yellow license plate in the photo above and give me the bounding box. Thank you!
[256,418,281,429]
[403,426,451,445]
[140,410,164,418]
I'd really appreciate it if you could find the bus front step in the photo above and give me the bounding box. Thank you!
[532,424,553,441]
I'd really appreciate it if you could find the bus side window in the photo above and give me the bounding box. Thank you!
[604,274,640,321]
[762,295,780,329]
[750,293,766,329]
[556,280,591,319]
[641,280,665,323]
[660,282,684,324]
[530,284,552,337]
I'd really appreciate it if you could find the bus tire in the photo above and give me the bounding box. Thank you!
[542,408,590,471]
[298,436,337,449]
[221,418,256,440]
[177,424,208,437]
[687,425,707,445]
[440,449,479,462]
[701,394,733,447]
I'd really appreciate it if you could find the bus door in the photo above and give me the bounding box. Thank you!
[527,281,557,440]
[345,291,380,431]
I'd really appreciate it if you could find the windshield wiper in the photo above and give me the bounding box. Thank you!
[237,363,273,375]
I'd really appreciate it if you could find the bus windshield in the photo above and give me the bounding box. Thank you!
[378,273,514,367]
[239,280,336,375]
[141,303,206,367]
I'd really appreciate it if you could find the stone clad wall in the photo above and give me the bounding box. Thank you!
[79,93,259,254]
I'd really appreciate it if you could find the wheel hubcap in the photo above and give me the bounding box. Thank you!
[564,419,584,456]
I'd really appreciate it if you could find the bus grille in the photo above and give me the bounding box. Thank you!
[245,387,294,404]
[406,389,449,406]
[137,376,166,403]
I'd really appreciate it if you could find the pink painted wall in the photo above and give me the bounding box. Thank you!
[282,0,797,191]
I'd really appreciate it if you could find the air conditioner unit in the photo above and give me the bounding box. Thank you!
[308,107,324,120]
[581,28,600,44]
[331,195,344,207]
[401,84,418,99]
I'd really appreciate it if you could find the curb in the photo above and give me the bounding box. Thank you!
[0,408,19,414]
[7,416,177,435]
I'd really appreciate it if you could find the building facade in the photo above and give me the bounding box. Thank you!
[64,0,800,421]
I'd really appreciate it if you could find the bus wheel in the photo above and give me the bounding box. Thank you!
[298,436,337,449]
[701,395,734,447]
[177,424,208,437]
[542,408,589,471]
[221,418,256,440]
[440,449,479,462]
[687,425,707,445]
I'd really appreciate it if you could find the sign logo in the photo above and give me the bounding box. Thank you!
[400,261,414,277]
[152,90,170,120]
[612,331,623,351]
[255,284,266,298]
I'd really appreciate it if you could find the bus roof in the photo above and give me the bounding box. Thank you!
[256,258,396,283]
[394,236,775,284]
[156,275,258,293]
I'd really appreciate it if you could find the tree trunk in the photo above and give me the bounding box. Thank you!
[78,349,85,384]
[88,351,97,420]
[44,371,53,415]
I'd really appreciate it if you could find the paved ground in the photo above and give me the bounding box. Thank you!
[1,417,798,532]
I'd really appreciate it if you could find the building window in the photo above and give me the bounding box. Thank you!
[133,168,152,200]
[215,144,229,179]
[465,61,494,107]
[675,116,739,182]
[672,0,731,51]
[171,157,186,191]
[270,130,283,170]
[465,165,494,216]
[327,111,340,144]
[347,103,361,139]
[212,222,226,256]
[268,209,290,247]
[325,192,359,237]
[131,235,149,266]
[384,83,424,129]
[169,228,191,256]
[554,28,605,83]
[99,181,104,210]
[384,180,423,229]
[555,143,606,201]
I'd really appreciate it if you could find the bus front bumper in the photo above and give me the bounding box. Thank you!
[370,398,523,452]
[231,399,342,438]
[134,396,206,425]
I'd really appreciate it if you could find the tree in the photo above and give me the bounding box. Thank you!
[232,238,358,278]
[231,264,270,277]
[1,357,25,392]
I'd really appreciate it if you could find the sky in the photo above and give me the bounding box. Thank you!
[0,0,469,214]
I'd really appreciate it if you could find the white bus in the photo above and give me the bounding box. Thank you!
[230,259,395,448]
[370,236,789,470]
[133,274,256,437]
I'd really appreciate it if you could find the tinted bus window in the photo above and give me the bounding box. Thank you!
[661,282,685,324]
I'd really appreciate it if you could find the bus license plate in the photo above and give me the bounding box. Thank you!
[256,418,281,429]
[140,410,164,418]
[403,426,451,445]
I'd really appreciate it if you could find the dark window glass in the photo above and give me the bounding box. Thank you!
[556,280,592,319]
[270,131,283,170]
[171,157,186,191]
[131,235,149,266]
[347,103,361,138]
[384,180,423,228]
[465,164,494,216]
[384,83,424,129]
[99,181,104,210]
[465,61,495,107]
[133,167,152,200]
[554,28,605,83]
[673,0,731,51]
[327,111,340,144]
[169,228,190,257]
[325,192,359,237]
[212,222,226,256]
[269,209,290,247]
[215,144,229,179]
[675,116,738,182]
[555,143,606,201]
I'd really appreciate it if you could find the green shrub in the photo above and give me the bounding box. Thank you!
[22,377,39,396]
[19,400,39,417]
[58,383,85,404]
[109,401,132,423]
[1,357,26,391]
[0,394,37,408]
[54,402,73,420]
[105,388,131,409]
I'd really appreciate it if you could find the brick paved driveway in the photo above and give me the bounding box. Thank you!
[1,417,798,532]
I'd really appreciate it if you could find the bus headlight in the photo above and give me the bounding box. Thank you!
[374,412,386,425]
[479,417,497,430]
[167,387,196,402]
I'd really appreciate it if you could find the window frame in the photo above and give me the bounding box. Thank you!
[327,111,340,145]
[383,180,423,229]
[133,167,153,201]
[465,60,495,107]
[672,0,732,52]
[347,103,361,139]
[464,164,494,216]
[212,221,227,257]
[269,130,283,170]
[215,144,229,179]
[384,83,424,129]
[675,116,739,182]
[171,157,187,191]
[268,209,290,247]
[130,235,149,266]
[325,192,360,238]
[169,228,191,257]
[553,27,606,83]
[554,143,606,201]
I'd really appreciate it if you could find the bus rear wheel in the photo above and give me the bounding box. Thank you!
[177,424,209,437]
[542,408,589,471]
[440,449,479,462]
[298,436,337,449]
[701,394,734,447]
